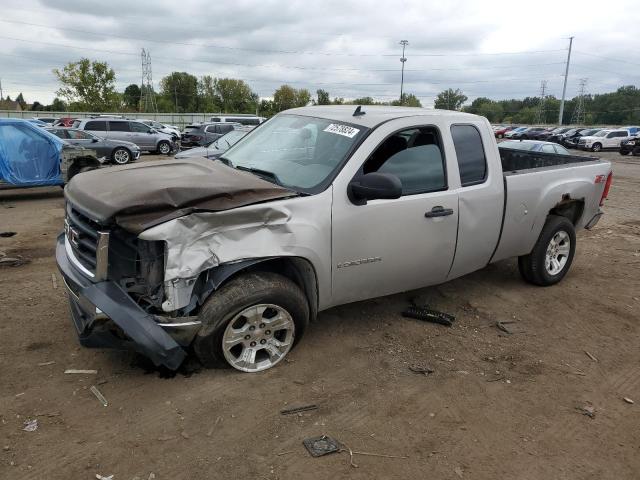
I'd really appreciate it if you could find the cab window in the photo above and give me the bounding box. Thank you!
[451,124,487,186]
[362,127,447,196]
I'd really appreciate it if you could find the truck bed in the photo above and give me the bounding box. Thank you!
[499,147,600,173]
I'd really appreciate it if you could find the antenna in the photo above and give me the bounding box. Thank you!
[140,48,157,113]
[535,80,548,125]
[571,78,588,125]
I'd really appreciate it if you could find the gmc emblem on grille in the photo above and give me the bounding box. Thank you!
[64,219,80,249]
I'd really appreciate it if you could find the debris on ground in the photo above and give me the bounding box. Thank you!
[22,419,38,432]
[495,321,516,334]
[576,405,596,418]
[584,351,598,362]
[90,386,108,407]
[303,435,342,457]
[96,474,113,480]
[51,273,58,289]
[402,305,455,327]
[0,231,16,237]
[455,466,464,477]
[564,363,587,376]
[623,397,634,404]
[280,404,319,415]
[0,256,29,267]
[64,369,98,375]
[38,361,56,366]
[408,365,434,376]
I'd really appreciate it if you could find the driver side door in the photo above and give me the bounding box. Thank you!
[330,124,458,306]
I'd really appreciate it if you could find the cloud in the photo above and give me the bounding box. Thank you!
[0,0,637,107]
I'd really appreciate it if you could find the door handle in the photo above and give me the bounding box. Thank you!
[425,206,454,218]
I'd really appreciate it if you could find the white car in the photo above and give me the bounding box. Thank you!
[577,129,633,152]
[139,119,180,138]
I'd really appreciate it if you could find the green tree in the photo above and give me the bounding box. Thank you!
[434,88,468,111]
[392,93,422,107]
[198,75,220,112]
[123,84,141,110]
[15,93,27,110]
[50,98,67,111]
[30,101,43,111]
[272,85,311,112]
[349,96,377,105]
[316,89,330,105]
[53,58,118,111]
[159,72,199,112]
[213,78,259,113]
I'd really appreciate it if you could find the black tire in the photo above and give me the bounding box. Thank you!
[157,141,171,155]
[620,150,629,156]
[518,215,576,286]
[193,272,309,371]
[632,147,640,157]
[111,147,132,165]
[591,142,602,152]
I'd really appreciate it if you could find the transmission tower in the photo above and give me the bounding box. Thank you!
[535,80,548,125]
[140,48,157,113]
[571,78,588,125]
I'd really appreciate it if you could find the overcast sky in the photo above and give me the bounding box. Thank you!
[1,0,639,108]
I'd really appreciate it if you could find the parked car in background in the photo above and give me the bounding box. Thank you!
[208,114,265,125]
[499,140,571,155]
[562,128,601,148]
[72,117,177,154]
[578,129,633,152]
[46,127,141,165]
[543,127,573,143]
[33,117,57,125]
[504,126,528,138]
[57,106,612,371]
[619,134,640,156]
[0,119,101,188]
[138,119,180,139]
[53,117,77,127]
[494,126,516,138]
[175,126,253,159]
[27,118,47,127]
[509,127,547,139]
[180,122,240,148]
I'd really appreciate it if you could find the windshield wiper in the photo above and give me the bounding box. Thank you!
[235,165,282,186]
[217,155,234,167]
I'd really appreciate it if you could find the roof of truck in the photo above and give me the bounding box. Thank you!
[285,105,483,128]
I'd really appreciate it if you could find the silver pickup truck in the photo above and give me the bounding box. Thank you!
[56,106,613,372]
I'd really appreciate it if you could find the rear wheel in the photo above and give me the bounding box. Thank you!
[633,147,640,157]
[620,149,630,156]
[591,142,602,152]
[518,215,576,286]
[193,272,309,372]
[111,147,131,164]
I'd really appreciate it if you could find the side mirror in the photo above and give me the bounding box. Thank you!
[349,172,402,204]
[148,129,157,134]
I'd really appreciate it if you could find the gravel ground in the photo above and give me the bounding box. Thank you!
[0,149,638,480]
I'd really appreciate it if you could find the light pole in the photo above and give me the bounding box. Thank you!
[399,40,408,104]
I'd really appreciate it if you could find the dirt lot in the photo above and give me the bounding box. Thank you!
[1,150,639,480]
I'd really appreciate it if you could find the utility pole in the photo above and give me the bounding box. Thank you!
[140,48,157,113]
[0,78,3,101]
[399,40,408,104]
[558,36,574,125]
[535,80,548,124]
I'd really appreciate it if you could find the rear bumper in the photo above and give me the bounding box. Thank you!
[56,233,188,370]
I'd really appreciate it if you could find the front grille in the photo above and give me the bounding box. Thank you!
[65,204,109,279]
[578,139,586,145]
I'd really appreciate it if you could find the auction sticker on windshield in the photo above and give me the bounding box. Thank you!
[324,124,360,138]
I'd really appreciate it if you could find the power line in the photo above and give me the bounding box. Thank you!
[140,49,157,113]
[535,80,548,124]
[571,78,588,125]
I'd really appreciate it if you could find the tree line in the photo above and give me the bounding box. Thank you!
[6,58,639,125]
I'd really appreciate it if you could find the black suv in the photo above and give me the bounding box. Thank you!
[180,122,239,148]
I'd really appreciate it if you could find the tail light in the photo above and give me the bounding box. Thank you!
[599,172,613,206]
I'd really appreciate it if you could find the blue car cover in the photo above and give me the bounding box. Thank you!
[0,118,64,186]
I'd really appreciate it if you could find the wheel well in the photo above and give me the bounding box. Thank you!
[67,156,100,179]
[549,196,584,226]
[204,257,319,322]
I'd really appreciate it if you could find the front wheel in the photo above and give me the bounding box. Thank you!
[112,147,131,164]
[193,272,309,372]
[518,215,576,286]
[591,143,602,152]
[620,150,630,156]
[157,141,172,155]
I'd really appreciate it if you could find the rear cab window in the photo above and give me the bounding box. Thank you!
[451,124,487,186]
[108,121,130,132]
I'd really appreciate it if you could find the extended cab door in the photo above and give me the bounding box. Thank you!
[330,120,459,306]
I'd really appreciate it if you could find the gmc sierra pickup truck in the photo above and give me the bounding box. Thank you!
[56,106,613,372]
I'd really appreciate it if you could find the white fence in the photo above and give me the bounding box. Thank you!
[0,110,225,129]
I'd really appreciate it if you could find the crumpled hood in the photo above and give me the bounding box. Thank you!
[65,158,297,233]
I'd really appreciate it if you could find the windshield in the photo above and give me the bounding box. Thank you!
[593,130,608,137]
[500,140,538,151]
[222,114,368,192]
[212,130,247,149]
